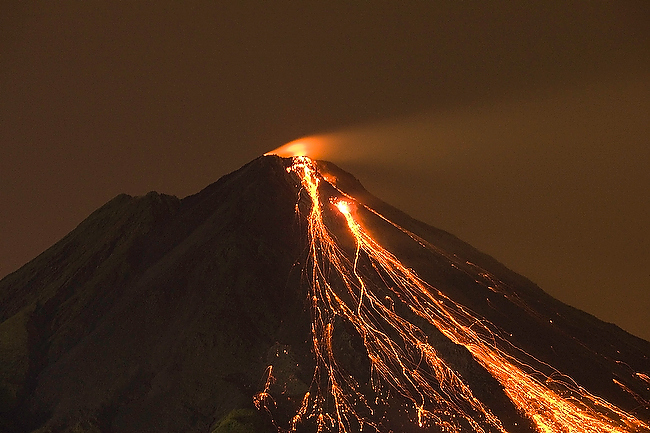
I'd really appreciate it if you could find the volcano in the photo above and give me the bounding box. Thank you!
[0,155,648,433]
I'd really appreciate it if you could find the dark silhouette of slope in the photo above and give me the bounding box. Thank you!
[0,155,648,433]
[0,157,307,432]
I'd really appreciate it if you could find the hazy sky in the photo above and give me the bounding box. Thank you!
[1,2,648,339]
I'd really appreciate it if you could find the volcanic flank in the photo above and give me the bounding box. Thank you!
[0,155,649,433]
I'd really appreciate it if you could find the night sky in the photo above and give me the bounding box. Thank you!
[2,2,649,340]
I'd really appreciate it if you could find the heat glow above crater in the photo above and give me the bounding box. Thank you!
[265,137,327,159]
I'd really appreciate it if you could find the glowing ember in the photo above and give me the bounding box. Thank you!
[255,156,650,433]
[334,200,351,215]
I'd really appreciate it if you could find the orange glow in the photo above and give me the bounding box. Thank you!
[334,200,350,215]
[254,365,276,412]
[254,156,650,433]
[265,136,326,159]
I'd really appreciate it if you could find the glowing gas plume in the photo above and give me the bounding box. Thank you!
[266,137,328,159]
[255,156,650,433]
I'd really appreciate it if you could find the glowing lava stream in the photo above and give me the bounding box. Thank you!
[256,156,650,433]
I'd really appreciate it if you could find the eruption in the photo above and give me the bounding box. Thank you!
[257,150,650,432]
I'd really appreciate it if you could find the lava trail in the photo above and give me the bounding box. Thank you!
[255,156,649,433]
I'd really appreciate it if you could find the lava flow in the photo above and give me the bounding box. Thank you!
[255,156,650,433]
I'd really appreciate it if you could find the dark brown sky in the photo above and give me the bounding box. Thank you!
[2,2,649,339]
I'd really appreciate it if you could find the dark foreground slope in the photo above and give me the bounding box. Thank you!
[0,155,648,433]
[0,157,308,432]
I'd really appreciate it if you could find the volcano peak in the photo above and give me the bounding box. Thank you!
[0,155,648,433]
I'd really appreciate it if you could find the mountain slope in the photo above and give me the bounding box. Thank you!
[318,159,650,415]
[0,155,648,433]
[0,157,305,432]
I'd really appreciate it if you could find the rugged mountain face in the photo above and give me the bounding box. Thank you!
[0,155,648,433]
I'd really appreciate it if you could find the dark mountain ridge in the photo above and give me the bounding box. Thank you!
[0,155,648,433]
[0,157,305,432]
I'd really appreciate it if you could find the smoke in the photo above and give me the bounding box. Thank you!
[270,75,649,220]
[268,114,458,169]
[267,73,650,340]
[275,74,648,182]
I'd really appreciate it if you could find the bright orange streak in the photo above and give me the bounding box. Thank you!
[254,365,276,412]
[255,156,650,433]
[333,194,650,433]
